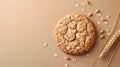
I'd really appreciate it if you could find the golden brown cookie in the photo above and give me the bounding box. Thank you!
[54,14,96,55]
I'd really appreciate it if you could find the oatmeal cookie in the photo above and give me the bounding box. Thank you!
[54,14,96,55]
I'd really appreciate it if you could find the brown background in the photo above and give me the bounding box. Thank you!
[0,0,120,67]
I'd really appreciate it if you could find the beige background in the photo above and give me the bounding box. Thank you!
[0,0,120,67]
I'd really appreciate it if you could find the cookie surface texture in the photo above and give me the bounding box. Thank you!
[54,14,96,55]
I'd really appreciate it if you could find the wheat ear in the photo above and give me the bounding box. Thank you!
[99,29,120,58]
[91,12,120,67]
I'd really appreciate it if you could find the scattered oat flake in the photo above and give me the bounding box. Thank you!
[64,56,71,60]
[100,30,105,34]
[104,21,108,25]
[64,64,69,67]
[88,13,93,17]
[106,15,111,19]
[95,9,100,13]
[43,43,48,47]
[75,4,80,7]
[73,58,77,63]
[86,0,91,5]
[81,8,86,12]
[99,35,105,39]
[101,18,106,21]
[54,54,59,57]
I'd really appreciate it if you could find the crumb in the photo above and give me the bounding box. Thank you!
[104,21,108,25]
[54,54,59,57]
[64,64,69,67]
[64,56,71,60]
[97,21,101,24]
[97,13,102,17]
[106,15,111,19]
[81,8,86,12]
[75,4,80,7]
[43,43,48,47]
[73,58,77,63]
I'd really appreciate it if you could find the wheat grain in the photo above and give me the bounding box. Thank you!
[64,64,69,67]
[99,29,120,58]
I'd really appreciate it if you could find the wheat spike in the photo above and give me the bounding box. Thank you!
[99,29,120,58]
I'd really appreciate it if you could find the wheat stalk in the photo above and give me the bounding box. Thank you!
[99,11,120,58]
[99,29,120,58]
[91,11,120,67]
[105,41,120,67]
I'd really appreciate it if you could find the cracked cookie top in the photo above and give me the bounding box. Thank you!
[54,14,96,55]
